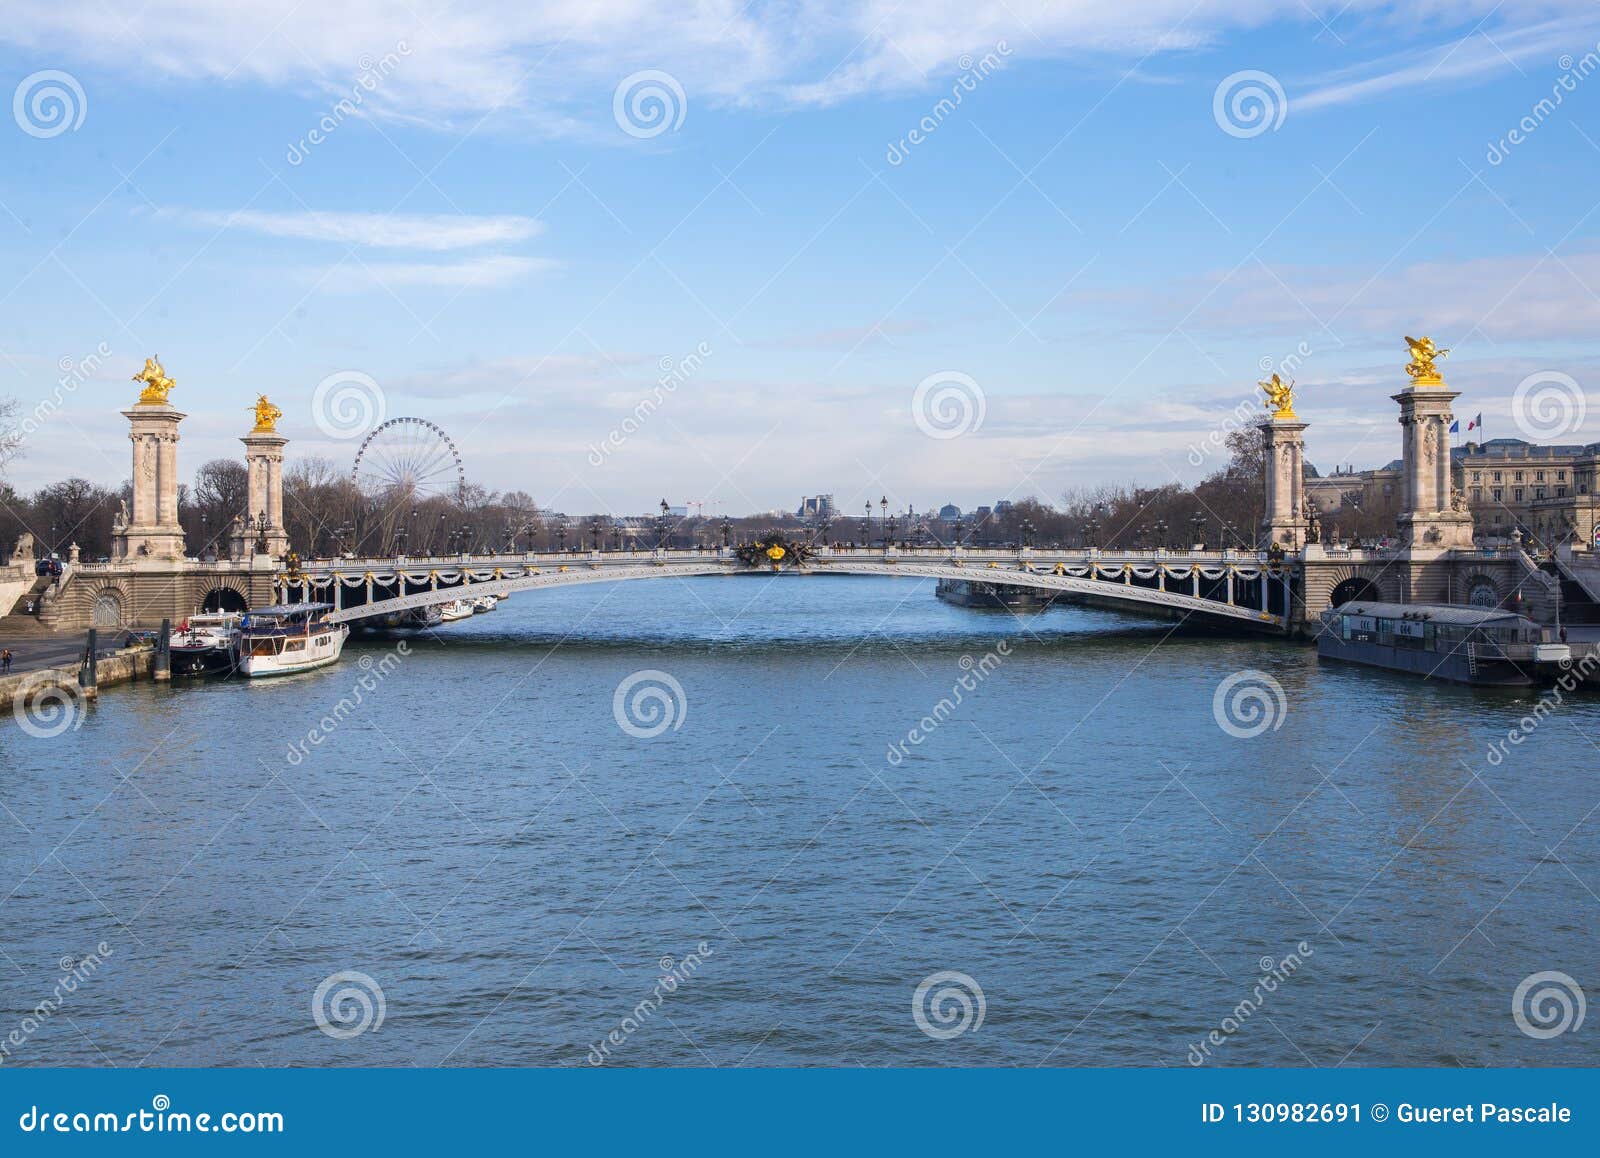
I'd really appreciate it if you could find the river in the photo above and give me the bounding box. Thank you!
[2,575,1595,1067]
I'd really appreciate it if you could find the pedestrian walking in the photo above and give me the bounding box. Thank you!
[2,648,12,674]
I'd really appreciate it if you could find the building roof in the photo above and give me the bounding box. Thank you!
[1453,438,1593,459]
[1334,601,1533,627]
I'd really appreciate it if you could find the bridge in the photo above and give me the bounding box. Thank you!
[283,546,1298,632]
[11,341,1575,638]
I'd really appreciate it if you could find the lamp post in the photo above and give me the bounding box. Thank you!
[1153,518,1168,549]
[1190,511,1206,550]
[879,496,888,546]
[557,523,567,552]
[1021,518,1035,548]
[254,510,269,555]
[657,499,671,550]
[590,517,602,552]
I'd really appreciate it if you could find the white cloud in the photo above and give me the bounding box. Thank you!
[1066,249,1600,347]
[4,1,1589,125]
[171,208,542,250]
[1296,16,1600,112]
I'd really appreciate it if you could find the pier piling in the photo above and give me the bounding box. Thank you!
[154,618,171,682]
[79,628,98,700]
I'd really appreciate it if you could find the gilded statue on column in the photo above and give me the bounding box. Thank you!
[132,356,175,404]
[1404,335,1448,383]
[1258,372,1297,419]
[250,394,283,433]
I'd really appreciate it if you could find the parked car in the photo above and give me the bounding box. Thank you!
[34,555,62,577]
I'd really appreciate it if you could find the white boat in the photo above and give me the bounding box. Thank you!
[237,603,349,678]
[439,599,475,622]
[171,612,242,676]
[472,595,498,613]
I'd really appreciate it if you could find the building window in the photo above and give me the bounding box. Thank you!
[1515,471,1525,482]
[1557,486,1568,498]
[1472,471,1482,482]
[1558,471,1567,481]
[1493,471,1502,482]
[1514,488,1524,502]
[1470,487,1482,501]
[1535,487,1546,500]
[1492,487,1503,501]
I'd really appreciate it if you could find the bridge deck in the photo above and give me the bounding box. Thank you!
[288,547,1298,631]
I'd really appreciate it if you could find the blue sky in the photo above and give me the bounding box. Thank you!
[2,1,1600,516]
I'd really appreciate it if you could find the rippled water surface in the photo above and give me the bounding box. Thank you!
[3,576,1597,1067]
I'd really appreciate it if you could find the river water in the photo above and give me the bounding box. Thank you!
[2,576,1596,1067]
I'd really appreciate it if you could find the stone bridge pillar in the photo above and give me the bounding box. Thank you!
[239,392,290,559]
[1394,352,1474,550]
[242,420,290,559]
[1259,416,1308,550]
[115,401,187,561]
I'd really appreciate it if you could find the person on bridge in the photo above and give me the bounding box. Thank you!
[1,649,10,674]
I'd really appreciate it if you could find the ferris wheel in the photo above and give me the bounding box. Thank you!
[351,417,466,500]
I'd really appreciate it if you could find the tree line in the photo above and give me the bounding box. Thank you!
[0,426,1366,563]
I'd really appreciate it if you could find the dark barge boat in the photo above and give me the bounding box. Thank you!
[1316,601,1566,686]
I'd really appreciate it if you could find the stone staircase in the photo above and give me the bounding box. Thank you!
[1545,552,1600,624]
[0,576,58,638]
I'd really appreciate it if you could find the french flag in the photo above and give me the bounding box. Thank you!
[1467,413,1482,431]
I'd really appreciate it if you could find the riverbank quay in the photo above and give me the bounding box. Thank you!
[3,643,154,718]
[0,1067,1596,1154]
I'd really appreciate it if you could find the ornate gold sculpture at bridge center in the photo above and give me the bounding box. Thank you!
[250,394,283,433]
[1258,371,1297,419]
[132,355,175,404]
[1404,335,1448,384]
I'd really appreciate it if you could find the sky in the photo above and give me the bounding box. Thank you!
[2,1,1600,518]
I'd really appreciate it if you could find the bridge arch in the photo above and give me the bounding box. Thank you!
[1330,576,1383,607]
[199,583,249,613]
[303,555,1295,633]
